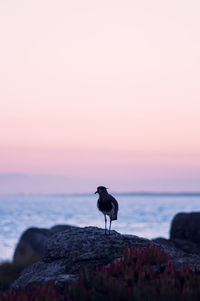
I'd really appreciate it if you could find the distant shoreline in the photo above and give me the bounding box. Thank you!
[1,192,200,197]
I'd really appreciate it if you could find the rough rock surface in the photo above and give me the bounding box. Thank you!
[153,237,200,255]
[13,225,76,266]
[12,226,152,290]
[12,226,200,291]
[170,212,200,244]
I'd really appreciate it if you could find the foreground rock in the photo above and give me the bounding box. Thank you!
[12,226,200,291]
[12,226,152,290]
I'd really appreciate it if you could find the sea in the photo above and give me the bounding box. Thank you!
[0,193,200,262]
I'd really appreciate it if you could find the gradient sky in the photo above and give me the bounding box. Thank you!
[0,0,200,193]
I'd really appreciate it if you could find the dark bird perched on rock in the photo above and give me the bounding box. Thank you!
[95,186,119,235]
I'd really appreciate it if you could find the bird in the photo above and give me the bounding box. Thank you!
[95,186,119,235]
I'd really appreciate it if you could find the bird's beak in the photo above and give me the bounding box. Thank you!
[95,191,98,194]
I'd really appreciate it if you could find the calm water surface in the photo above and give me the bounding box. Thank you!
[0,194,200,261]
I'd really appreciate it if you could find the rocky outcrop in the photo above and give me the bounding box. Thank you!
[12,227,152,290]
[153,237,200,255]
[12,226,200,291]
[152,212,200,258]
[13,225,76,266]
[170,212,200,244]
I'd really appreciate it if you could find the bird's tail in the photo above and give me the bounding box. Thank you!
[111,214,117,221]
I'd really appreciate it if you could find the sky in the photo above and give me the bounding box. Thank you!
[0,0,200,193]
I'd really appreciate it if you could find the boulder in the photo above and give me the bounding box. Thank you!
[13,225,76,266]
[12,226,152,290]
[12,226,200,291]
[170,212,200,244]
[49,225,75,235]
[153,237,200,256]
[13,228,50,266]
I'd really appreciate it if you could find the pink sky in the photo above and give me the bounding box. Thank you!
[0,0,200,193]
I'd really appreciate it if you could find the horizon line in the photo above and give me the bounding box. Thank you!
[1,191,200,197]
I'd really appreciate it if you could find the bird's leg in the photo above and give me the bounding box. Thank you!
[109,219,112,235]
[104,215,107,235]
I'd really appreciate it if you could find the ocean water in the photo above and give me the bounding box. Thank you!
[0,193,200,262]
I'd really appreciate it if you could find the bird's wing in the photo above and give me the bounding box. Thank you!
[109,195,119,218]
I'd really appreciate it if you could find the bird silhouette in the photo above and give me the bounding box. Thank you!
[95,186,119,235]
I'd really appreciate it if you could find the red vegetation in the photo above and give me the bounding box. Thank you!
[0,284,63,301]
[1,246,200,301]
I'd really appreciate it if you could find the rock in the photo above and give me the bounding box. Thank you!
[42,227,150,266]
[12,225,200,291]
[152,212,200,257]
[153,237,200,256]
[12,226,152,290]
[170,212,200,244]
[12,226,200,291]
[172,239,200,254]
[13,225,76,266]
[13,228,50,266]
[49,225,76,235]
[148,236,200,272]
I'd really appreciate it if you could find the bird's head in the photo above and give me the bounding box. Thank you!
[95,186,108,195]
